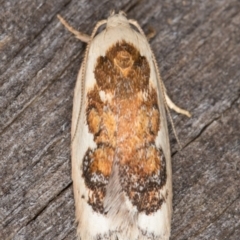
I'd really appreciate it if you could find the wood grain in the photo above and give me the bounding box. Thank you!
[0,0,239,239]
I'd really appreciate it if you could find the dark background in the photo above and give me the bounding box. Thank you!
[0,0,239,239]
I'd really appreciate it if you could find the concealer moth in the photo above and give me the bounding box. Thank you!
[58,11,190,240]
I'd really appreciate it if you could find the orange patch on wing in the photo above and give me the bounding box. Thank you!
[90,147,114,177]
[86,86,103,135]
[114,50,134,77]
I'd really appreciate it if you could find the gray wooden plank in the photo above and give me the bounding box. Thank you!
[0,0,239,239]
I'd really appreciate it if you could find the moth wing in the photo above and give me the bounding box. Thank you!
[132,31,172,239]
[137,58,172,239]
[71,67,113,239]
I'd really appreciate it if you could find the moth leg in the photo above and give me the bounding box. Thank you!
[165,93,191,117]
[146,27,156,40]
[57,15,90,43]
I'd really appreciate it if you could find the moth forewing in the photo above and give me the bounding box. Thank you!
[67,12,190,240]
[72,67,111,238]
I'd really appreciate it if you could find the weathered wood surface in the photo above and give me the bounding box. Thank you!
[1,0,239,239]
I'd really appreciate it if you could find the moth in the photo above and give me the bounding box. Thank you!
[58,11,190,240]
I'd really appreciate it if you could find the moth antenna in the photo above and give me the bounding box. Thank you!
[57,14,90,43]
[152,56,183,149]
[128,19,183,149]
[119,10,127,16]
[109,10,115,16]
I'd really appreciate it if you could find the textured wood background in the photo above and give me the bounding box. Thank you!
[1,0,240,239]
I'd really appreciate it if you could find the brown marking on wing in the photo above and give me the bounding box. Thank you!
[86,86,103,135]
[82,41,167,214]
[94,41,150,98]
[82,147,114,214]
